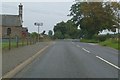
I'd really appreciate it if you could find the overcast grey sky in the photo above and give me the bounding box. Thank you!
[1,1,118,34]
[1,2,74,34]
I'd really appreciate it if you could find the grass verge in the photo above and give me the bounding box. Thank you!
[80,39,99,43]
[99,39,119,50]
[80,38,119,50]
[2,42,28,50]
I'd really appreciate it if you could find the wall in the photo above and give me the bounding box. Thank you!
[2,26,23,38]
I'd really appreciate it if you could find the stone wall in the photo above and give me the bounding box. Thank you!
[2,26,23,38]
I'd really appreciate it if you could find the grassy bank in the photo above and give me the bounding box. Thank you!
[80,39,119,50]
[99,39,119,50]
[80,39,99,43]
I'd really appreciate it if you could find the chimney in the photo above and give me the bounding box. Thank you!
[19,3,23,26]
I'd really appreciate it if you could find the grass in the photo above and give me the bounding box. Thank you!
[2,38,51,50]
[80,38,119,50]
[80,39,99,43]
[99,39,119,50]
[2,41,28,49]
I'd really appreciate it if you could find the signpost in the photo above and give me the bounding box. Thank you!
[34,22,43,42]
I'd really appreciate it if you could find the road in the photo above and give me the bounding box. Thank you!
[14,40,119,78]
[2,42,50,75]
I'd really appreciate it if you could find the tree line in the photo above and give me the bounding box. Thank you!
[53,1,120,39]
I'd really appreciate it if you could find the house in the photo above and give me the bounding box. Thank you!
[0,3,28,38]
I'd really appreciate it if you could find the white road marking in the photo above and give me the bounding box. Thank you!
[96,56,120,70]
[82,48,90,53]
[88,43,97,45]
[76,45,80,47]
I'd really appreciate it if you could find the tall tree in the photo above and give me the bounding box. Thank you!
[53,20,80,39]
[69,2,120,38]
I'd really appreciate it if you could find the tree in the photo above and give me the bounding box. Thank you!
[65,20,81,39]
[48,30,53,36]
[54,31,64,39]
[53,21,66,39]
[69,2,120,39]
[53,20,81,39]
[30,32,38,38]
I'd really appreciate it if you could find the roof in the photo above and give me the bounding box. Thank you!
[0,15,22,27]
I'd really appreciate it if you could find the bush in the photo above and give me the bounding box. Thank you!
[93,35,107,42]
[98,35,107,42]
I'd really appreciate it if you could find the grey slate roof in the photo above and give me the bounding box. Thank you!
[0,15,22,27]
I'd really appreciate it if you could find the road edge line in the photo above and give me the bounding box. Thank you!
[2,43,51,78]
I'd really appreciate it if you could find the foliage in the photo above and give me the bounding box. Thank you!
[99,39,119,50]
[80,38,99,43]
[80,38,119,50]
[30,32,38,38]
[53,20,81,39]
[54,30,64,39]
[69,2,120,39]
[48,30,53,36]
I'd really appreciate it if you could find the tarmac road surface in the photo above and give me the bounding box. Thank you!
[14,40,119,78]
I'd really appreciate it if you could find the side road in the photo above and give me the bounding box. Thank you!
[2,42,51,75]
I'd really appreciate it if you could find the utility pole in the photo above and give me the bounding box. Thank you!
[34,22,43,42]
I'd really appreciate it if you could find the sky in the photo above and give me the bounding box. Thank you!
[1,1,119,34]
[1,2,74,34]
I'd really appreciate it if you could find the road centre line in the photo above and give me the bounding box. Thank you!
[74,43,119,70]
[96,56,120,70]
[82,48,90,53]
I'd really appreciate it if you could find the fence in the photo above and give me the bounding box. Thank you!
[2,37,37,50]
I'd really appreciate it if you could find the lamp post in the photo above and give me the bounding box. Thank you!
[34,22,43,42]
